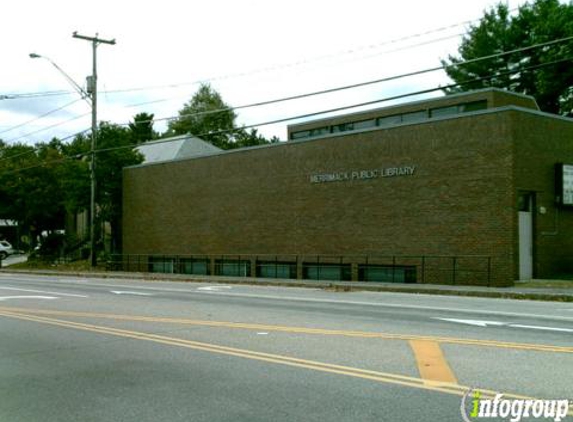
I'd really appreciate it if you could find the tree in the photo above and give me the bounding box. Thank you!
[129,112,156,144]
[229,127,280,150]
[442,0,573,115]
[167,83,281,149]
[0,142,66,247]
[59,121,144,255]
[94,122,144,254]
[167,83,237,148]
[0,112,149,257]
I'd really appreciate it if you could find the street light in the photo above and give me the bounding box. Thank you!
[29,53,91,105]
[31,34,115,268]
[29,52,97,265]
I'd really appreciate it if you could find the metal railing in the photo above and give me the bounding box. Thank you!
[107,253,493,286]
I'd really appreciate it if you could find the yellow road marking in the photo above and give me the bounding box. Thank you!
[409,340,458,385]
[0,308,555,407]
[0,306,571,354]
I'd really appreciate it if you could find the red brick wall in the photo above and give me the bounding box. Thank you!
[124,112,518,285]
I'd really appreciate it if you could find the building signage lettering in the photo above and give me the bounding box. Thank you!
[310,165,416,184]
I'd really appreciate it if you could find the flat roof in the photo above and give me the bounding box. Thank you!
[125,104,572,171]
[287,88,539,134]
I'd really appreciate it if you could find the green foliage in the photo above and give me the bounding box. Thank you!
[129,112,156,144]
[0,112,149,255]
[167,83,237,148]
[0,142,66,242]
[442,0,573,115]
[229,128,280,149]
[167,83,279,149]
[95,122,143,229]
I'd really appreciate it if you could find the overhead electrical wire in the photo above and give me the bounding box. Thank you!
[0,7,534,142]
[3,54,571,176]
[4,30,569,149]
[115,31,467,112]
[2,35,572,164]
[0,11,504,102]
[104,8,521,96]
[102,56,573,151]
[0,98,84,136]
[107,35,573,129]
[0,127,91,164]
[3,112,91,144]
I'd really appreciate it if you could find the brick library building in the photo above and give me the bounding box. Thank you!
[122,89,573,287]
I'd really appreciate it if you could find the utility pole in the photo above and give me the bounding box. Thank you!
[72,32,116,267]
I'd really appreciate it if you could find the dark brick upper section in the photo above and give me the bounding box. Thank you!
[288,88,539,140]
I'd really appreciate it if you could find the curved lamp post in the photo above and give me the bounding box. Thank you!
[29,52,96,265]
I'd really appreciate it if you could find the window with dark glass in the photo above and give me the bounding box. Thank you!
[430,105,459,118]
[353,119,376,130]
[332,122,354,133]
[460,100,487,112]
[309,126,330,137]
[377,114,402,126]
[401,110,428,123]
[291,130,310,140]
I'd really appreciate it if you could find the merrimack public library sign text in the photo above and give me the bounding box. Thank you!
[310,165,416,184]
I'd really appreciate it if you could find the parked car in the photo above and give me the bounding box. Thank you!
[0,240,15,259]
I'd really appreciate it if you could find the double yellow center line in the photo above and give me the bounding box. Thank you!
[1,306,571,354]
[1,307,571,416]
[0,308,541,402]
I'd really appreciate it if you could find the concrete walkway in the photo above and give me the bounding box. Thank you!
[1,267,572,302]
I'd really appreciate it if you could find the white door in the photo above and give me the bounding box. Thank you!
[518,194,533,280]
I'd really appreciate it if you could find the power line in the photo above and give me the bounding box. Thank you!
[2,34,571,166]
[104,31,468,97]
[142,56,573,142]
[4,30,572,156]
[0,13,494,102]
[4,54,569,175]
[0,98,84,136]
[0,90,72,100]
[108,35,573,129]
[114,32,466,112]
[3,112,91,144]
[0,127,91,165]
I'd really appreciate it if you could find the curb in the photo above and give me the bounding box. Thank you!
[1,269,572,303]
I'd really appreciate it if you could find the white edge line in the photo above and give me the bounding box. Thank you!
[508,324,573,333]
[0,296,57,301]
[0,286,88,298]
[2,276,572,322]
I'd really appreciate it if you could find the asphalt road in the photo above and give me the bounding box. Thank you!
[0,273,571,422]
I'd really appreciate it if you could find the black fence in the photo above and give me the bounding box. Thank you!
[107,254,493,286]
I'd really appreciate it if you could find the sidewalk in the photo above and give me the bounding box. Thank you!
[2,267,573,302]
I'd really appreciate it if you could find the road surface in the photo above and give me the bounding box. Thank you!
[0,273,571,421]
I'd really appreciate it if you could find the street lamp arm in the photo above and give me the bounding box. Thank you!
[29,53,91,105]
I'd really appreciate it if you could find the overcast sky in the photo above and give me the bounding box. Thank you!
[0,0,530,145]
